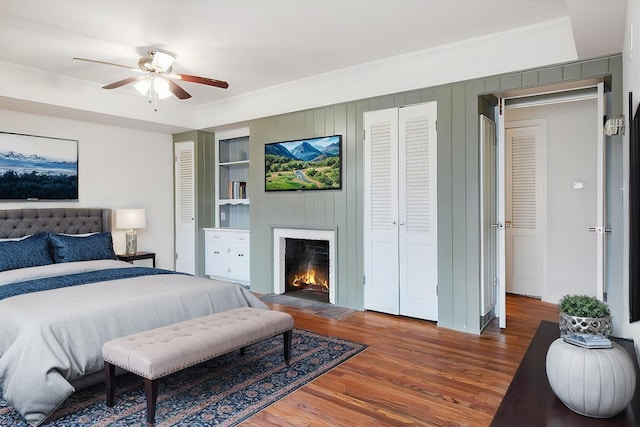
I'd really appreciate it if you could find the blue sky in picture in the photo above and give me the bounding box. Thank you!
[0,133,77,176]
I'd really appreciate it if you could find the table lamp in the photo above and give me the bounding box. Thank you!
[115,209,146,255]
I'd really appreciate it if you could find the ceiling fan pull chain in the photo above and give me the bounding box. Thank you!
[152,78,158,111]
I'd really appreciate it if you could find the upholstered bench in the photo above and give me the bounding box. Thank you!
[102,307,294,424]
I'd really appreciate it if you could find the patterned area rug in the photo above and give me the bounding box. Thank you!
[0,329,366,426]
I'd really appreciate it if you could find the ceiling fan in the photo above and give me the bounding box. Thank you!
[73,50,228,100]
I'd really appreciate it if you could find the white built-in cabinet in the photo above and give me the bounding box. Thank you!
[204,228,250,286]
[363,102,438,321]
[204,127,251,286]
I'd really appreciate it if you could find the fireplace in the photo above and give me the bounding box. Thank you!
[285,238,330,302]
[273,228,336,304]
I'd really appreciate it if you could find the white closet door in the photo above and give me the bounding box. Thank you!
[506,126,545,297]
[398,103,438,320]
[175,141,195,275]
[364,108,400,315]
[364,102,438,320]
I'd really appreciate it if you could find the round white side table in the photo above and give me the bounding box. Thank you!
[546,338,636,418]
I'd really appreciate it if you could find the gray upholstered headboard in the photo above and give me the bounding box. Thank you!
[0,208,111,239]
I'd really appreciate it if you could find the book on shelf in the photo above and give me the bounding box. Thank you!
[227,181,247,199]
[563,333,612,349]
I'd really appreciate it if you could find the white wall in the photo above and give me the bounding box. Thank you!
[621,0,640,350]
[0,109,175,269]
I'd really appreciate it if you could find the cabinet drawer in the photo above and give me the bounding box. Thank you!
[205,232,229,243]
[229,233,249,244]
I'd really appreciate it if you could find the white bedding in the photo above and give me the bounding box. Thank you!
[0,260,267,426]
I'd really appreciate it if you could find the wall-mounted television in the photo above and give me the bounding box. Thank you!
[265,135,342,191]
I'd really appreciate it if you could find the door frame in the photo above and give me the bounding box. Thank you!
[492,81,606,328]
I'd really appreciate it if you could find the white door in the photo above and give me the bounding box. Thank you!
[364,102,438,321]
[505,124,546,297]
[398,103,438,320]
[496,101,506,328]
[480,115,497,318]
[364,108,400,315]
[595,82,606,301]
[175,141,196,275]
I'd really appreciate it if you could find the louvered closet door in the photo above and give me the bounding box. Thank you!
[364,102,438,320]
[398,103,438,320]
[505,126,544,297]
[364,108,400,315]
[175,141,196,275]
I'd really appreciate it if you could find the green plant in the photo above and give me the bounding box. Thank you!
[559,294,610,318]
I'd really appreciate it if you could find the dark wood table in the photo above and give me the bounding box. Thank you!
[491,320,640,426]
[116,251,156,268]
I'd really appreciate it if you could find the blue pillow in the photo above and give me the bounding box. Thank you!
[49,232,117,263]
[0,233,53,272]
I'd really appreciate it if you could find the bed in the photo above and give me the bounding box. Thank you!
[0,208,267,426]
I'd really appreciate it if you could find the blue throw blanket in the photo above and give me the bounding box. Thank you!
[0,267,180,301]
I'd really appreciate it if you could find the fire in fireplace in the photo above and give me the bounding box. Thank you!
[284,238,329,302]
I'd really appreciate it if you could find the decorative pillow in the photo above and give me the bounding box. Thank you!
[49,232,117,263]
[0,233,53,272]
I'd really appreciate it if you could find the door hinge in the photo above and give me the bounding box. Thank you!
[175,253,179,260]
[363,129,366,140]
[436,284,438,296]
[363,275,366,285]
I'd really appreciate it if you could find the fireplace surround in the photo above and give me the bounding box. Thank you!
[273,227,336,304]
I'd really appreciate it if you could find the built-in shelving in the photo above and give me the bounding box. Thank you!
[215,128,250,229]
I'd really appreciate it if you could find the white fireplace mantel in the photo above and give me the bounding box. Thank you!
[273,227,336,304]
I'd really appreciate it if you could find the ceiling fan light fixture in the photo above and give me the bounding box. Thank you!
[153,77,172,99]
[133,78,151,96]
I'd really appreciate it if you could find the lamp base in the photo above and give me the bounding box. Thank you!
[125,230,137,255]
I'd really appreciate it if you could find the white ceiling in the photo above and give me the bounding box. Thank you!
[0,0,629,129]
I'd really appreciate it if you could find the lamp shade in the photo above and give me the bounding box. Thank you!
[115,209,146,229]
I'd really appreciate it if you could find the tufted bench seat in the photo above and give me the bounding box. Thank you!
[102,307,294,423]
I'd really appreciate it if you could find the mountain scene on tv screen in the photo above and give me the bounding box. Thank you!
[265,136,341,190]
[0,150,78,200]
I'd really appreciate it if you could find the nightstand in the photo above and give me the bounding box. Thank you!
[116,251,156,268]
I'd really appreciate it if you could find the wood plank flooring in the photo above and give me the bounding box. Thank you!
[245,294,558,427]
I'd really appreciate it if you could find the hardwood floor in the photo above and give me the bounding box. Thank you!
[246,294,558,427]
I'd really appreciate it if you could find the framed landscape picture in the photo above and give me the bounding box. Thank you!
[0,132,78,200]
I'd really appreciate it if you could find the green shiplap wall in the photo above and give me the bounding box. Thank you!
[173,130,215,277]
[200,55,622,334]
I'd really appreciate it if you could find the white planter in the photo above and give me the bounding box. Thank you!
[546,338,636,418]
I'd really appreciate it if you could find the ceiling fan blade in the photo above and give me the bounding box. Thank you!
[102,76,146,89]
[166,79,192,99]
[73,57,140,72]
[176,74,229,89]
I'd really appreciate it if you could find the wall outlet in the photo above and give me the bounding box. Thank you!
[221,212,226,221]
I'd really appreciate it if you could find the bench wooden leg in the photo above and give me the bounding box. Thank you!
[104,361,115,407]
[283,330,292,365]
[144,378,159,424]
